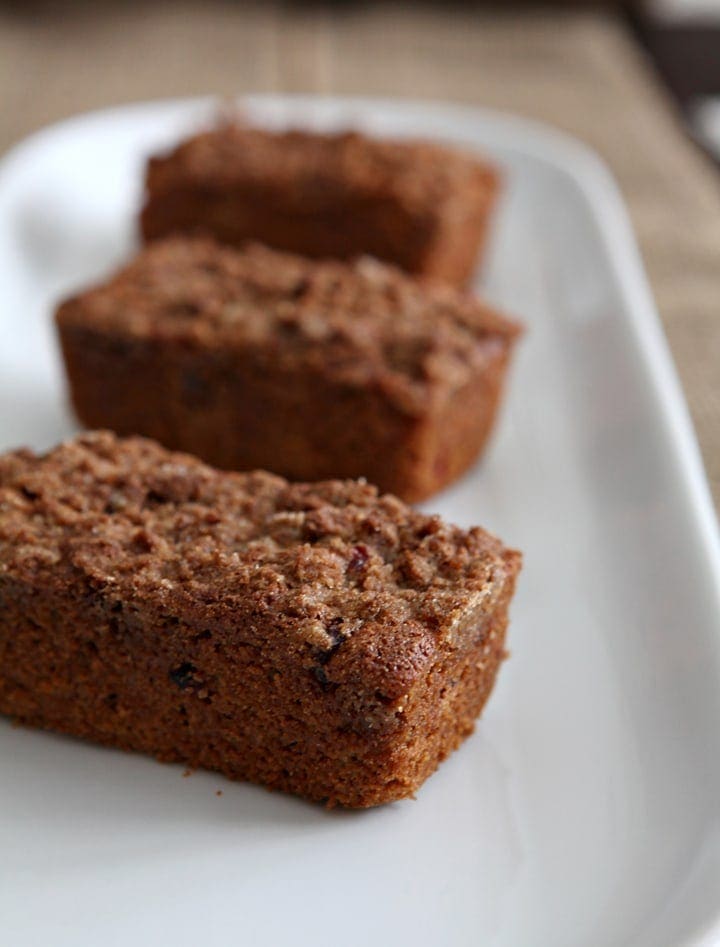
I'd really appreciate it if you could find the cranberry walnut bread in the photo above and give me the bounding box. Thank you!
[140,124,500,286]
[56,238,521,503]
[0,432,521,808]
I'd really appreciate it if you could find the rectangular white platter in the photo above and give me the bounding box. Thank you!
[1,96,719,947]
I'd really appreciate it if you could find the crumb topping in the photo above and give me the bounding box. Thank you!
[56,239,521,413]
[0,433,519,651]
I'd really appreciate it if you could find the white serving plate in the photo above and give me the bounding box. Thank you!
[1,96,719,947]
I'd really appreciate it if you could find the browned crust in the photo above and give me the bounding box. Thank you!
[56,238,522,501]
[0,432,521,807]
[140,125,500,285]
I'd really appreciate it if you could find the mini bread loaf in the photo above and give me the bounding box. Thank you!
[0,432,521,807]
[56,238,521,502]
[140,124,499,286]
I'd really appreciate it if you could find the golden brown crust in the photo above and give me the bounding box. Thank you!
[0,432,521,807]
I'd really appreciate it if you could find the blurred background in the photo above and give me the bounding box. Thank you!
[1,0,719,508]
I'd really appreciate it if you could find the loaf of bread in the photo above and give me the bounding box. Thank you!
[56,238,521,502]
[140,124,499,286]
[0,432,521,807]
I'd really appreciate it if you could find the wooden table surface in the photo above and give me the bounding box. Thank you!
[1,1,719,509]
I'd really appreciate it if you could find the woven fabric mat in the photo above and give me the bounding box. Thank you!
[1,2,719,509]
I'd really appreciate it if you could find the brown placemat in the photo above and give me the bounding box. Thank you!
[1,2,719,510]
